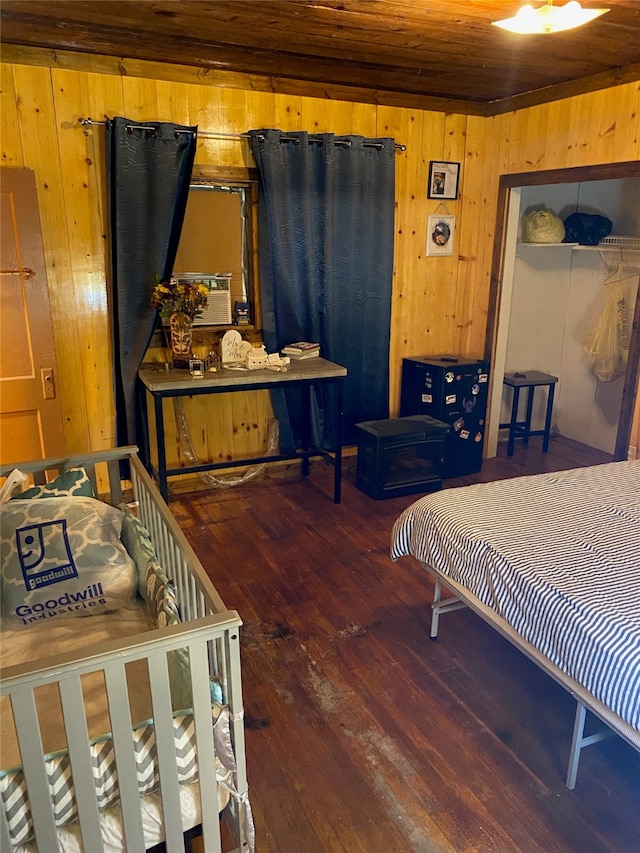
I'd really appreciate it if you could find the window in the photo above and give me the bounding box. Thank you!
[174,166,260,329]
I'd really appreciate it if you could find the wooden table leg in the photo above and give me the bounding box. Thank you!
[301,384,311,477]
[523,385,535,446]
[154,394,169,503]
[333,379,343,504]
[507,386,520,457]
[543,382,556,452]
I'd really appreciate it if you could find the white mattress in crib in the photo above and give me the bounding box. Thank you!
[13,782,210,853]
[0,602,156,765]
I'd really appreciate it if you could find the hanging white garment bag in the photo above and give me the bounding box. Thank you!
[583,262,636,382]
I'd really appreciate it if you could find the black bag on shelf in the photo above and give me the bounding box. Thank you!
[563,211,613,246]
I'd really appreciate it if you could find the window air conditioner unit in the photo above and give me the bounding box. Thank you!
[174,273,233,325]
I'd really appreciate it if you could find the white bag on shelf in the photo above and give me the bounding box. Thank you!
[521,209,566,243]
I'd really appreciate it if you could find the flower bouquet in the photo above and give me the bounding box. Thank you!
[151,276,209,368]
[151,276,209,319]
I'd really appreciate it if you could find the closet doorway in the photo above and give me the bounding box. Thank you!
[485,162,640,462]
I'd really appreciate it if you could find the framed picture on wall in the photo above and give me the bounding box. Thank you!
[427,161,460,199]
[427,214,456,256]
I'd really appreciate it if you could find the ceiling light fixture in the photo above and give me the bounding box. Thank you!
[492,0,609,34]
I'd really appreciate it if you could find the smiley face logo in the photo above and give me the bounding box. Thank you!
[16,520,77,591]
[17,525,48,570]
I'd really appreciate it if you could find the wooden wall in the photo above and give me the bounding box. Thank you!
[1,52,638,463]
[485,90,640,458]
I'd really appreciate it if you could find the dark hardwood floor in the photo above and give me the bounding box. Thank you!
[173,437,640,853]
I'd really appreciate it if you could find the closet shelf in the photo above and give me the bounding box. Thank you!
[518,242,577,248]
[600,236,640,249]
[571,245,635,252]
[518,237,640,253]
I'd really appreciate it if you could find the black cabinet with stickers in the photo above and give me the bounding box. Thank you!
[400,355,490,477]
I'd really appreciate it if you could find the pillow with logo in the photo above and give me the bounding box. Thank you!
[1,497,137,626]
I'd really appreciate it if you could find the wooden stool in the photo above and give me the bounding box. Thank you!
[500,371,558,457]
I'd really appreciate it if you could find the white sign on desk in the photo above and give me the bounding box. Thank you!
[221,329,252,363]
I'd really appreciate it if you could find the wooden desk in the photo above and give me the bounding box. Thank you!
[138,358,347,503]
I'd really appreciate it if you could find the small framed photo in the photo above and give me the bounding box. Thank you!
[428,161,460,199]
[427,214,456,257]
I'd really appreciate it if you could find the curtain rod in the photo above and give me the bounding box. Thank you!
[77,118,406,151]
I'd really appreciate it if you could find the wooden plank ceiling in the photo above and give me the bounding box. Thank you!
[2,0,640,115]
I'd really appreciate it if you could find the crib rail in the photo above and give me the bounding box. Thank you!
[1,616,243,852]
[130,454,228,618]
[0,447,251,853]
[0,445,137,504]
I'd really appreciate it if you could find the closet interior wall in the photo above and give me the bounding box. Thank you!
[498,178,640,456]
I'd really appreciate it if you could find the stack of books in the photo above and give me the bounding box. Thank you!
[281,341,320,359]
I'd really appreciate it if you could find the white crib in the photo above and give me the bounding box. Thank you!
[0,446,252,853]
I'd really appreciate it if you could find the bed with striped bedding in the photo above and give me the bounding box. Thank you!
[390,460,640,787]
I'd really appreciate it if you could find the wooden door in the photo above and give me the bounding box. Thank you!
[0,168,65,465]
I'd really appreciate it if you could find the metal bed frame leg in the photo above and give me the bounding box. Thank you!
[431,578,443,639]
[422,565,625,792]
[566,701,587,790]
[430,577,467,640]
[566,699,615,790]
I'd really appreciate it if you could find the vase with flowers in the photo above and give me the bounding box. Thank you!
[151,276,209,368]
